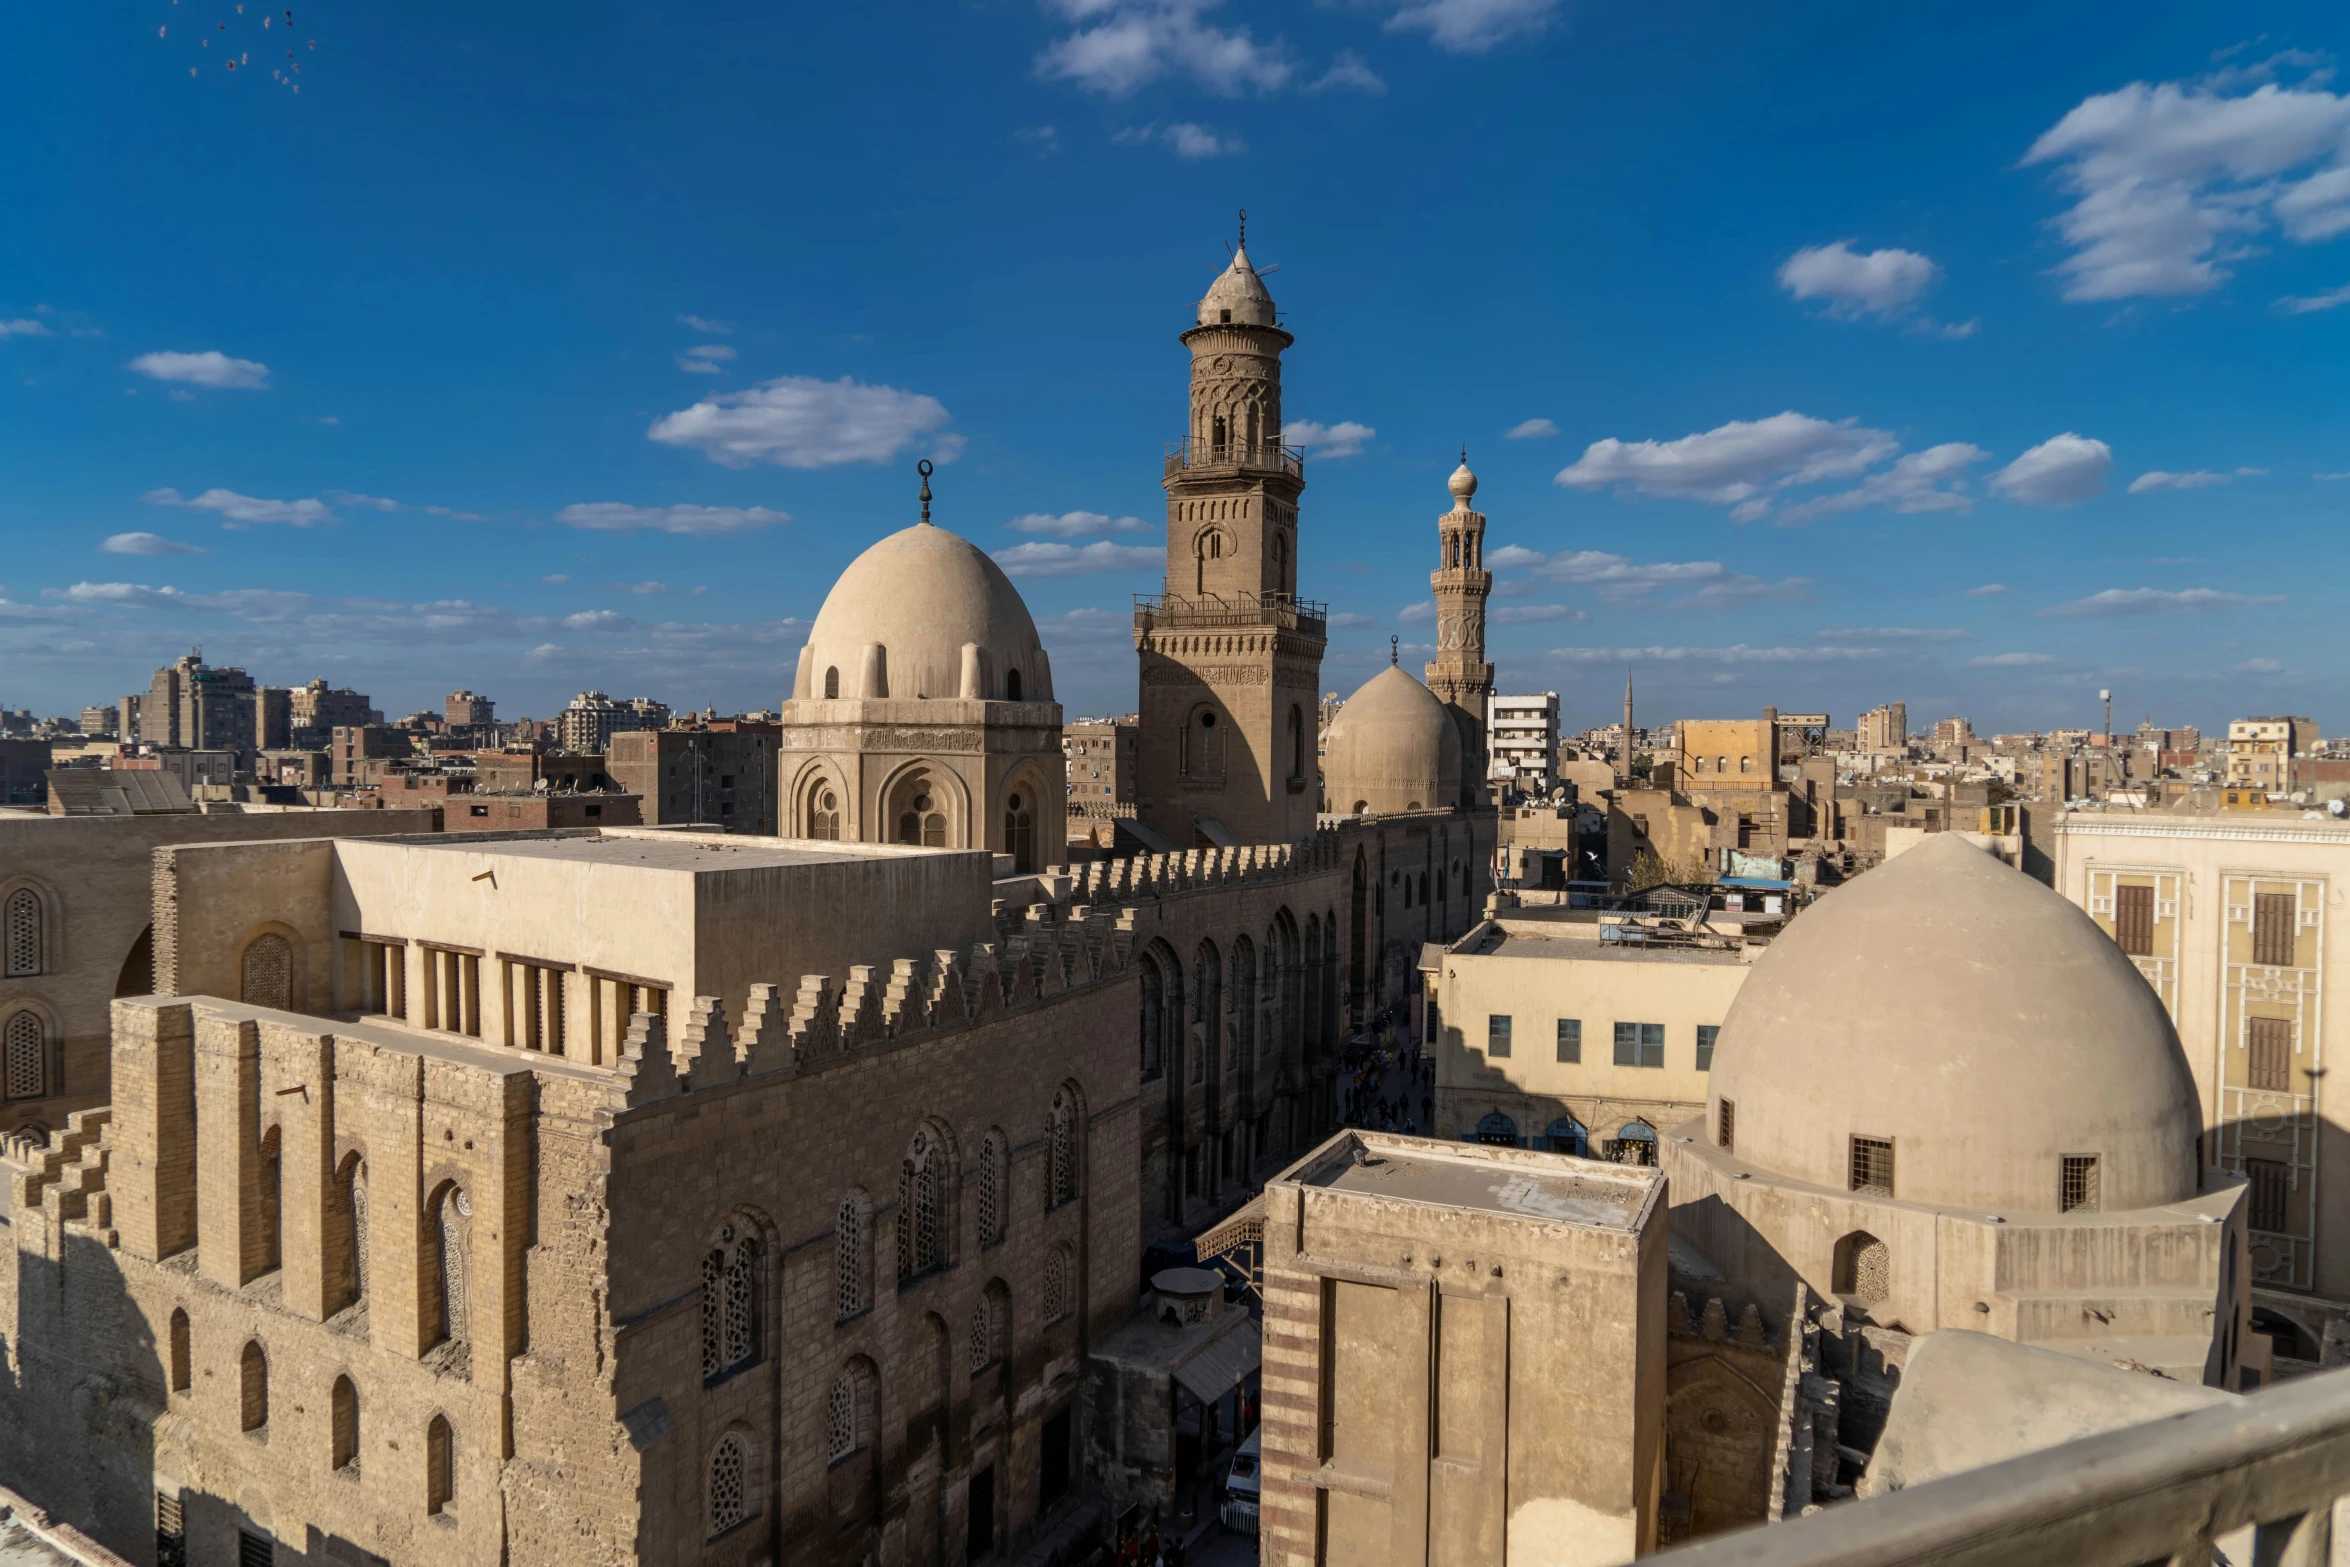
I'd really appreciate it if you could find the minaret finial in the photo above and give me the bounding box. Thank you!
[1461,442,1467,464]
[1237,207,1247,250]
[1390,634,1399,667]
[917,459,933,525]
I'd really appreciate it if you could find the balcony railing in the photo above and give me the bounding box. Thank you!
[1646,1364,2350,1567]
[1134,591,1328,635]
[1164,439,1304,481]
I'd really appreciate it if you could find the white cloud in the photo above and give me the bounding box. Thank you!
[2232,656,2284,674]
[1036,1,1291,97]
[0,319,52,339]
[128,350,270,389]
[554,502,791,536]
[143,486,333,527]
[524,642,564,662]
[1969,651,2056,667]
[327,491,399,511]
[1556,411,1897,515]
[1286,419,1375,458]
[100,532,206,556]
[1397,602,1435,624]
[648,375,958,470]
[1497,546,1812,610]
[2319,471,2350,481]
[1491,603,1584,625]
[677,344,737,375]
[1777,241,1940,320]
[421,504,484,520]
[677,314,734,334]
[541,574,571,584]
[1327,611,1382,630]
[1547,643,1881,665]
[1773,443,1990,526]
[1385,0,1561,53]
[2278,281,2350,313]
[562,609,637,631]
[1007,511,1151,537]
[2127,466,2263,492]
[1990,433,2113,506]
[610,581,667,596]
[2040,586,2286,618]
[991,541,1163,577]
[1504,417,1557,440]
[1015,124,1063,153]
[1115,121,1246,157]
[1815,626,1974,643]
[1965,583,2014,596]
[2021,75,2350,301]
[1308,50,1384,93]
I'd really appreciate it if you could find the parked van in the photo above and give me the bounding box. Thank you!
[1220,1428,1261,1533]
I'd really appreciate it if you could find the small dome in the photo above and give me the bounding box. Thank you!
[796,522,1054,705]
[1705,836,2199,1214]
[1322,665,1461,815]
[1448,456,1478,503]
[1198,244,1277,328]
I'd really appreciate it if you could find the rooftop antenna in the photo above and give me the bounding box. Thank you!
[1390,634,1399,667]
[917,459,933,526]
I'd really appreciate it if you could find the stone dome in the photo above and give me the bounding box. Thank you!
[794,522,1054,705]
[1704,836,2199,1215]
[1198,244,1277,328]
[1322,665,1462,815]
[1448,456,1478,503]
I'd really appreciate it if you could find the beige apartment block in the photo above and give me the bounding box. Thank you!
[2054,809,2350,1346]
[1254,1131,1667,1567]
[1427,913,1758,1160]
[0,807,438,1139]
[2224,716,2319,795]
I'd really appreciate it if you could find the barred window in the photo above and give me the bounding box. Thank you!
[708,1433,749,1536]
[1717,1099,1735,1153]
[1048,1090,1079,1209]
[347,1164,369,1303]
[835,1196,868,1320]
[4,888,41,977]
[1849,1136,1895,1197]
[970,1293,1000,1374]
[2248,1156,2290,1232]
[157,1494,187,1567]
[436,1188,470,1346]
[827,1367,872,1462]
[241,933,293,1011]
[1043,1246,1071,1324]
[700,1233,759,1378]
[2060,1155,2100,1213]
[977,1132,1007,1248]
[3,1011,45,1101]
[898,1127,945,1281]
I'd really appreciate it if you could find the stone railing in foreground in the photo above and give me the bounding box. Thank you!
[1643,1365,2350,1567]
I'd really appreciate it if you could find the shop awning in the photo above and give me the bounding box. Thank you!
[1174,1318,1262,1404]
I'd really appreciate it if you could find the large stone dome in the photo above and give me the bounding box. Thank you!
[1322,665,1461,815]
[1705,835,2199,1214]
[794,523,1054,705]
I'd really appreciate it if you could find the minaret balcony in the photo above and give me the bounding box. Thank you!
[1134,590,1327,636]
[1164,439,1304,482]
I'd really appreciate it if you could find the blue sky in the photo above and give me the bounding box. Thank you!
[2,0,2345,737]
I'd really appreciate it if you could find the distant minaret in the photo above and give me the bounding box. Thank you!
[1621,670,1635,783]
[1425,451,1495,804]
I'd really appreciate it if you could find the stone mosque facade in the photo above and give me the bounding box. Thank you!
[0,227,1501,1567]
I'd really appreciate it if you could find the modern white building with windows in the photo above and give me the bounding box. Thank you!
[1424,907,1758,1161]
[1485,690,1561,794]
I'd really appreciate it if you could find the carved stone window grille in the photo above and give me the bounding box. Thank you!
[438,1188,470,1345]
[1043,1246,1071,1324]
[977,1133,1006,1248]
[970,1294,998,1374]
[241,933,293,1010]
[348,1164,369,1301]
[3,1011,45,1101]
[899,1128,944,1281]
[708,1433,749,1536]
[4,888,40,977]
[827,1374,857,1461]
[1048,1090,1078,1209]
[835,1196,867,1320]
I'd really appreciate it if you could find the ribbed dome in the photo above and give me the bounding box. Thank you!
[1705,836,2199,1214]
[1323,665,1462,815]
[1198,245,1277,328]
[794,523,1054,705]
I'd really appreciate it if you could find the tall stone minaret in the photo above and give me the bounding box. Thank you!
[1425,452,1494,805]
[1134,214,1326,846]
[1621,671,1636,782]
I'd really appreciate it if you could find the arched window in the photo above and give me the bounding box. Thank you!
[828,1361,876,1462]
[1419,873,1429,906]
[426,1414,454,1514]
[258,1125,282,1273]
[969,1290,1002,1374]
[168,1308,191,1393]
[1437,867,1447,903]
[823,666,840,700]
[1043,1245,1072,1324]
[835,1194,869,1320]
[2,1011,46,1101]
[331,1376,359,1471]
[1473,1112,1517,1147]
[241,932,293,1011]
[1048,1089,1079,1209]
[432,1186,470,1347]
[1610,1121,1658,1167]
[1005,668,1022,702]
[1139,959,1164,1082]
[1545,1117,1587,1157]
[807,783,841,841]
[4,888,41,977]
[702,1227,761,1380]
[1184,708,1224,781]
[344,1158,369,1308]
[976,1131,1007,1249]
[708,1433,750,1536]
[1004,792,1036,875]
[1833,1231,1890,1305]
[239,1340,268,1432]
[1288,706,1305,780]
[898,1125,946,1281]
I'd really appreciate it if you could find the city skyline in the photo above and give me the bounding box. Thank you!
[2,2,2345,735]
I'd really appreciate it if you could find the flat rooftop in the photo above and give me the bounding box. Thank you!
[1296,1133,1654,1231]
[1454,922,1750,967]
[388,828,971,873]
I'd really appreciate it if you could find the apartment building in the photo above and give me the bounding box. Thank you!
[1485,691,1560,793]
